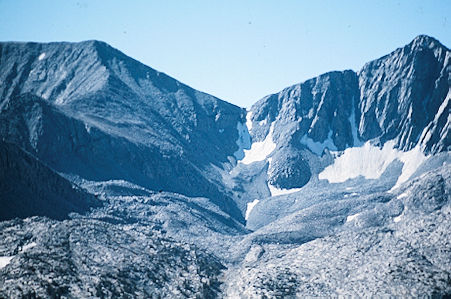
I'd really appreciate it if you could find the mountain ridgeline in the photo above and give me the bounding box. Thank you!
[0,35,450,297]
[0,40,246,221]
[0,35,449,220]
[248,35,449,190]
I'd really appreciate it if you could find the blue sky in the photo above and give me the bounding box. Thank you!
[1,0,450,107]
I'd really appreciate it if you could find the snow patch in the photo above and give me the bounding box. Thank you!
[300,131,337,155]
[419,89,450,147]
[344,192,358,198]
[38,52,46,60]
[240,123,276,164]
[319,140,428,187]
[0,256,13,269]
[346,213,359,222]
[392,145,428,189]
[233,121,251,160]
[246,111,253,132]
[22,242,37,252]
[397,192,408,199]
[434,89,450,123]
[245,199,260,220]
[85,122,91,133]
[268,183,302,197]
[393,214,403,223]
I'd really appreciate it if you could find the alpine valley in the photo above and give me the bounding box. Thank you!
[0,35,449,297]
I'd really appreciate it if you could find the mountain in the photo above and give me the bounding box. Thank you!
[225,163,451,297]
[243,34,449,193]
[0,35,450,297]
[0,40,246,221]
[358,35,449,152]
[0,140,100,220]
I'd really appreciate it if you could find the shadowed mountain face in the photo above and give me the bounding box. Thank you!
[0,41,246,221]
[0,140,100,221]
[0,35,450,297]
[358,35,450,152]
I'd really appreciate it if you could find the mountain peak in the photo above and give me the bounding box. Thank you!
[409,34,448,51]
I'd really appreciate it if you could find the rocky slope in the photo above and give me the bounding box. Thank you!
[224,163,451,297]
[0,35,450,298]
[0,216,226,298]
[358,35,450,153]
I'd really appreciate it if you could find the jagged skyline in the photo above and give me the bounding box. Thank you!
[1,1,450,107]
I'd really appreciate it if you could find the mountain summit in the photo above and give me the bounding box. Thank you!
[243,34,449,194]
[0,35,450,297]
[0,40,247,220]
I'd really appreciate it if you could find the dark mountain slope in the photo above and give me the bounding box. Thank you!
[0,92,242,220]
[358,35,450,152]
[0,41,246,221]
[0,140,100,221]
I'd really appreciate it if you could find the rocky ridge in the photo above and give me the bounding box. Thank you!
[0,35,450,297]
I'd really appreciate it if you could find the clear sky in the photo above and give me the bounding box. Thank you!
[1,0,450,108]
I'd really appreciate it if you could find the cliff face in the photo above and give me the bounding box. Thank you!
[247,35,450,190]
[358,35,450,153]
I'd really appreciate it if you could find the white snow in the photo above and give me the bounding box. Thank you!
[346,213,359,222]
[319,140,428,187]
[419,89,450,146]
[233,121,251,160]
[394,214,403,223]
[434,89,450,124]
[343,192,358,198]
[397,192,408,199]
[245,199,260,220]
[300,131,337,155]
[0,256,13,269]
[240,123,276,164]
[268,183,302,197]
[392,145,428,189]
[22,242,37,252]
[85,122,91,133]
[246,111,253,132]
[38,53,46,60]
